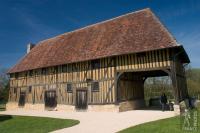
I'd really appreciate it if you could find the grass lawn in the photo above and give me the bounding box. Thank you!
[119,109,200,133]
[0,115,79,133]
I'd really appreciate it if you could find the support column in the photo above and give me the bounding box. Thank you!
[170,60,188,104]
[162,68,179,104]
[115,72,123,104]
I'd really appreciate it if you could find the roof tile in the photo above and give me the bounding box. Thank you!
[8,8,177,73]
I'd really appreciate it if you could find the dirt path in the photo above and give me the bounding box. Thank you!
[0,110,176,133]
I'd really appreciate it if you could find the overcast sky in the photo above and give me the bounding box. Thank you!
[0,0,200,69]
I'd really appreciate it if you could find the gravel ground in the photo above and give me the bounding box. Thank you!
[0,109,176,133]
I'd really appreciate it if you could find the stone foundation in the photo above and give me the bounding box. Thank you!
[87,104,119,112]
[6,102,119,112]
[7,101,147,112]
[6,102,45,111]
[6,102,18,110]
[119,99,145,112]
[56,104,75,112]
[24,103,44,110]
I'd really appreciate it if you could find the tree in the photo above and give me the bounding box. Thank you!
[185,66,200,99]
[144,76,174,101]
[0,68,9,102]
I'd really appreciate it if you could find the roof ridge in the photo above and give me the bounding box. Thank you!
[38,8,151,44]
[9,8,180,73]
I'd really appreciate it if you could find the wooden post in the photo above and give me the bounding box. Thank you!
[115,72,123,104]
[170,60,180,104]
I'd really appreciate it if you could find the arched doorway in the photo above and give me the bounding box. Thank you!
[116,69,175,111]
[144,76,174,110]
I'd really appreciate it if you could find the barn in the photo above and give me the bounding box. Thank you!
[7,8,190,112]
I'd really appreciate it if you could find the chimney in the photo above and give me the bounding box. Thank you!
[27,43,35,53]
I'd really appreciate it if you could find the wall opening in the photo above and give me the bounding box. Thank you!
[44,90,57,109]
[144,76,174,110]
[117,70,175,111]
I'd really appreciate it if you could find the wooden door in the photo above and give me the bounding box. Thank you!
[44,90,57,108]
[18,92,26,107]
[76,90,87,110]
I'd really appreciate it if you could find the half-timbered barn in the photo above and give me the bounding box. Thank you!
[7,8,190,112]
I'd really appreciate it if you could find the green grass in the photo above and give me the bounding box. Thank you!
[0,115,79,133]
[119,109,200,133]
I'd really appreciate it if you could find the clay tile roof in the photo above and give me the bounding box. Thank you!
[8,8,177,73]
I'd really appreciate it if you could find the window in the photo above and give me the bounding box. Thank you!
[91,59,100,69]
[28,86,32,93]
[72,64,78,71]
[54,66,58,73]
[66,83,72,93]
[29,70,33,76]
[92,81,99,92]
[109,57,115,67]
[42,68,46,75]
[62,65,67,72]
[15,73,19,79]
[35,70,39,76]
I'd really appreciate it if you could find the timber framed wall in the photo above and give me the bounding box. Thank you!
[8,48,178,106]
[116,48,171,72]
[7,47,190,112]
[9,56,116,105]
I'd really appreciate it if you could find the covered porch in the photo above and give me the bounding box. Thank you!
[116,66,188,112]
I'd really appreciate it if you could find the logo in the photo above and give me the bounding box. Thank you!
[181,109,198,131]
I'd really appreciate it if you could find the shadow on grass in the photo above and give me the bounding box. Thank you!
[0,115,12,122]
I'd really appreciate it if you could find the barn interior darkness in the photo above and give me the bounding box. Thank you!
[117,70,174,109]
